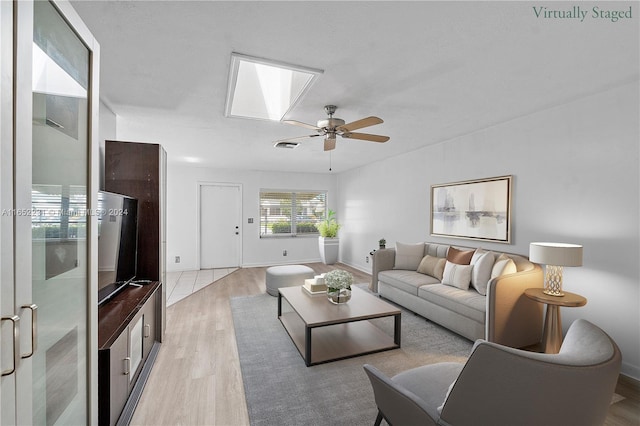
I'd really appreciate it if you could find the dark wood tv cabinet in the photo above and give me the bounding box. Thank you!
[98,281,161,426]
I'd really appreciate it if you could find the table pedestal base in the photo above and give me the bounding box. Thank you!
[542,305,562,354]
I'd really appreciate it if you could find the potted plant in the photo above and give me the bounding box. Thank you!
[379,238,386,249]
[316,209,341,264]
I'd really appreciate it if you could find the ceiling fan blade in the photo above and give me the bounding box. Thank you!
[282,119,320,131]
[342,132,389,143]
[324,137,336,151]
[337,116,383,132]
[274,134,322,143]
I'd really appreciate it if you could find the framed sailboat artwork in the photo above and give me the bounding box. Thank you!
[430,175,512,243]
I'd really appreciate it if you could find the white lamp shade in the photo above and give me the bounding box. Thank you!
[529,242,583,267]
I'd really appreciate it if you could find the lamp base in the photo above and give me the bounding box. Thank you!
[543,265,565,297]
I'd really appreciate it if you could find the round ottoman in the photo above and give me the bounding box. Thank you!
[265,265,315,296]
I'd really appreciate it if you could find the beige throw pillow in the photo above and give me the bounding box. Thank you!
[393,242,425,270]
[442,261,473,290]
[491,253,517,279]
[417,255,446,280]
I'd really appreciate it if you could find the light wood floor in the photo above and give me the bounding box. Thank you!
[130,264,639,426]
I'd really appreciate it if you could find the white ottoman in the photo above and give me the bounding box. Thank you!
[265,265,315,296]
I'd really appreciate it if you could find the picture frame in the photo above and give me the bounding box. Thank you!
[430,175,512,243]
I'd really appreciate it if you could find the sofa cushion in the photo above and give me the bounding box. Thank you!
[424,243,450,258]
[446,247,475,265]
[418,284,486,323]
[417,255,446,280]
[470,250,495,296]
[491,253,517,279]
[394,242,425,270]
[380,270,440,296]
[441,261,473,290]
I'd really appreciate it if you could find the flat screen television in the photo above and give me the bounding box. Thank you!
[97,191,138,305]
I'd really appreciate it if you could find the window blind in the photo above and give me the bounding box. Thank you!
[260,190,326,237]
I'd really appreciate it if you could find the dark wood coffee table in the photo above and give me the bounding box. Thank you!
[277,286,401,366]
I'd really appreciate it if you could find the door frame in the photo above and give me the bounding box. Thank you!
[196,182,243,270]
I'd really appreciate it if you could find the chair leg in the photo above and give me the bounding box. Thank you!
[374,410,384,426]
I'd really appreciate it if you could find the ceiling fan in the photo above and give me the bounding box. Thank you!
[275,105,389,151]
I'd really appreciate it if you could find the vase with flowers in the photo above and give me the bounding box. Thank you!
[324,269,353,304]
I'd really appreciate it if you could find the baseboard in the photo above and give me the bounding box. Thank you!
[338,260,370,275]
[620,361,640,382]
[241,258,321,268]
[619,372,640,389]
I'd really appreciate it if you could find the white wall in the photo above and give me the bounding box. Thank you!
[104,83,637,377]
[336,82,640,379]
[165,165,337,271]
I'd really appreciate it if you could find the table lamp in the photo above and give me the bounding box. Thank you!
[529,242,583,296]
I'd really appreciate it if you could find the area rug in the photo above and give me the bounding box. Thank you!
[230,286,473,426]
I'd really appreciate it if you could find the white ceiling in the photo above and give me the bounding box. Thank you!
[70,1,638,174]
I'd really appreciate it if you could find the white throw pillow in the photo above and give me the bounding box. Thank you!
[442,261,473,290]
[470,247,487,263]
[393,242,425,270]
[491,253,517,279]
[470,251,495,295]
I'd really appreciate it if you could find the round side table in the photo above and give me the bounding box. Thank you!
[524,288,587,354]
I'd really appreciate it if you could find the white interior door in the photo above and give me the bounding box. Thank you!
[200,184,241,269]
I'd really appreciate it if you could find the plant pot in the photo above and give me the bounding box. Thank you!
[327,287,351,304]
[319,237,339,265]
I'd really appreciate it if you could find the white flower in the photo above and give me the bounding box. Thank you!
[325,269,353,290]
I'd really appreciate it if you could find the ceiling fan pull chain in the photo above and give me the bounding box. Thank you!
[329,151,332,172]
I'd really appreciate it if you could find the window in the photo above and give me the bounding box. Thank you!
[225,53,323,122]
[260,190,326,237]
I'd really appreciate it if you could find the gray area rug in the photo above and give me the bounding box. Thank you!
[231,285,473,426]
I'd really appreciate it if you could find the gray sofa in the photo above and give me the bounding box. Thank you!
[371,242,544,348]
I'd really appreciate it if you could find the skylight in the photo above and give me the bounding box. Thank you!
[225,53,323,121]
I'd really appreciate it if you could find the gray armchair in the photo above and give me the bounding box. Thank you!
[364,319,621,426]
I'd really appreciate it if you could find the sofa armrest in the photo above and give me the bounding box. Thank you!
[370,248,396,293]
[485,264,544,348]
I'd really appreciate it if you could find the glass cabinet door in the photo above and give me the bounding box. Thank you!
[29,2,89,423]
[1,1,99,424]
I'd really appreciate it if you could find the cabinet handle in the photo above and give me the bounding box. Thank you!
[1,315,20,376]
[144,324,150,338]
[20,304,37,359]
[124,357,131,375]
